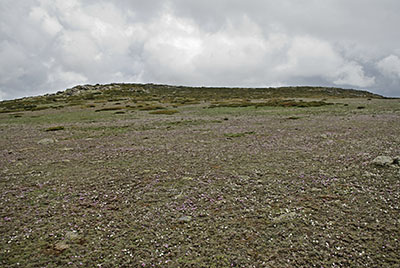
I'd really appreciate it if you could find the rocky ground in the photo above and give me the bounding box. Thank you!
[0,96,399,267]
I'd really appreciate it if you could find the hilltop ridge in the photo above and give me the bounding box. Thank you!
[59,83,383,99]
[0,83,384,114]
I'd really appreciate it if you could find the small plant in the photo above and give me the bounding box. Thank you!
[45,126,65,132]
[95,106,124,112]
[139,105,165,111]
[208,99,333,109]
[224,131,255,138]
[286,116,301,120]
[149,109,179,115]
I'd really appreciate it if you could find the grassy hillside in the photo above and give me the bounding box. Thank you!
[1,84,399,267]
[0,83,384,114]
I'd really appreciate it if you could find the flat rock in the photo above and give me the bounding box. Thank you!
[65,231,80,241]
[178,216,192,223]
[60,147,74,151]
[54,241,69,251]
[311,187,322,193]
[272,212,298,223]
[372,156,396,167]
[364,171,377,177]
[37,138,56,145]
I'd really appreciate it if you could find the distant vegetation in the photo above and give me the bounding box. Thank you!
[0,83,384,114]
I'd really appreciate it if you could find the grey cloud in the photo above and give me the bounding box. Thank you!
[1,0,399,100]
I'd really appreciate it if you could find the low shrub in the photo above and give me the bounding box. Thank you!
[45,126,65,132]
[149,110,179,115]
[224,131,255,138]
[95,106,124,112]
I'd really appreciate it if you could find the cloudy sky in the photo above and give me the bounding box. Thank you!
[1,0,400,100]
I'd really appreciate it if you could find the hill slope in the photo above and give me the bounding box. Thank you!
[0,83,384,113]
[0,86,399,267]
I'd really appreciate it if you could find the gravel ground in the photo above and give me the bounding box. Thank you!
[1,98,399,267]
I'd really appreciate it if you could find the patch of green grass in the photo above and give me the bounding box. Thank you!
[95,106,124,112]
[139,105,165,111]
[224,131,255,138]
[208,99,333,109]
[165,119,222,127]
[149,109,179,115]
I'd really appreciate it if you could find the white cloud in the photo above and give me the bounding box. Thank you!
[377,54,400,79]
[142,13,203,77]
[1,0,400,99]
[56,30,101,71]
[193,16,270,83]
[276,36,343,77]
[334,62,375,87]
[0,90,6,101]
[0,41,27,85]
[29,7,63,36]
[47,67,88,89]
[274,36,375,87]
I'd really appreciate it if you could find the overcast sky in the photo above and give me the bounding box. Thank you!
[1,0,400,100]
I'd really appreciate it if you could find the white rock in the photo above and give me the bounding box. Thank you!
[37,138,56,145]
[372,156,393,167]
[178,216,192,223]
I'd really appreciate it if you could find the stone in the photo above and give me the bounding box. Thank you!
[37,138,56,145]
[54,241,69,251]
[65,231,80,241]
[372,156,395,167]
[174,192,184,200]
[272,212,298,223]
[311,187,322,193]
[60,147,74,151]
[364,171,376,177]
[178,216,192,223]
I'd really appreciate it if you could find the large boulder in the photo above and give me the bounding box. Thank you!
[372,156,399,167]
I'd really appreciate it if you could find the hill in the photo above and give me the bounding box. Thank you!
[1,83,399,267]
[0,83,384,114]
